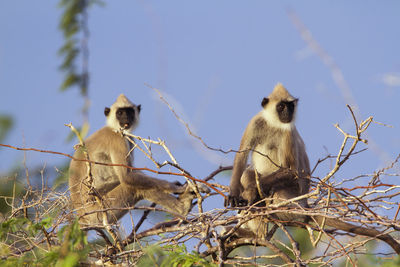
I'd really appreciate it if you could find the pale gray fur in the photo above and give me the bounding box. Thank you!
[227,83,310,237]
[69,94,208,227]
[226,85,400,255]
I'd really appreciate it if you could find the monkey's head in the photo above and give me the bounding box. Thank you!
[261,83,298,128]
[104,94,141,132]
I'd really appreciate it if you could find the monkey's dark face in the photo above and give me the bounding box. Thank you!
[115,107,136,129]
[261,97,297,124]
[105,105,141,131]
[276,100,296,123]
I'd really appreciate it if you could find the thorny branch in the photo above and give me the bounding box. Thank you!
[146,83,283,169]
[1,102,400,266]
[0,143,224,198]
[123,132,206,214]
[1,104,400,265]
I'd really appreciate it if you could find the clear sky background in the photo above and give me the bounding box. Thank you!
[1,1,400,237]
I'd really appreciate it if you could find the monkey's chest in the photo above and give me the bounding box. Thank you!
[252,142,282,175]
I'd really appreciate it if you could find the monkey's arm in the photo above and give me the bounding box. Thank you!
[260,169,299,197]
[293,129,311,195]
[226,123,253,207]
[109,148,186,193]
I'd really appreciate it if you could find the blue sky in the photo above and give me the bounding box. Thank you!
[1,1,400,229]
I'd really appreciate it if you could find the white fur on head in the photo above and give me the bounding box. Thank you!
[111,94,135,109]
[106,94,140,132]
[262,83,296,131]
[268,83,296,101]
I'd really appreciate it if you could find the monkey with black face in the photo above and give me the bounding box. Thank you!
[224,83,310,238]
[69,94,208,227]
[226,83,310,209]
[225,84,400,253]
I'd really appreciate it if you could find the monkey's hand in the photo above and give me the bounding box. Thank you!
[177,182,211,195]
[241,187,258,206]
[225,193,247,207]
[173,181,184,187]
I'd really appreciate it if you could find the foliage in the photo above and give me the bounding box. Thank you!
[0,115,13,143]
[58,0,103,94]
[58,0,84,94]
[58,0,100,141]
[0,216,89,267]
[381,256,400,267]
[58,0,90,94]
[0,173,24,214]
[137,244,216,267]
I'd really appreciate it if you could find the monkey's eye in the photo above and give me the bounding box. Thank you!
[277,103,285,112]
[117,110,122,115]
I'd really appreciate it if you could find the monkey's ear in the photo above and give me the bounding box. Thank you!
[261,97,269,108]
[137,104,141,113]
[104,107,110,117]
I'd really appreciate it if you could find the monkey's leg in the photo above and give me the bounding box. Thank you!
[221,225,258,239]
[140,188,194,216]
[129,171,188,194]
[240,168,258,205]
[102,185,142,224]
[238,169,272,238]
[73,185,134,253]
[241,168,297,205]
[83,183,191,223]
[258,169,299,194]
[128,172,209,215]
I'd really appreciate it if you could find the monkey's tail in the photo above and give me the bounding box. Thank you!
[312,217,400,254]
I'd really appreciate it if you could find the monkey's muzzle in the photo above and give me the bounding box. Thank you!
[121,123,131,129]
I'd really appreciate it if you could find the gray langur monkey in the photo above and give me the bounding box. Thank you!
[69,94,208,227]
[225,83,310,208]
[224,84,400,254]
[224,83,310,238]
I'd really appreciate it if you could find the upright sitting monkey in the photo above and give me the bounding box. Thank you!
[69,94,208,227]
[225,83,310,236]
[224,84,400,254]
[226,83,310,208]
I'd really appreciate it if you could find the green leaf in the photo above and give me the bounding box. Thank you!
[41,250,60,266]
[59,46,79,70]
[57,252,80,267]
[79,121,90,139]
[138,244,215,267]
[60,73,80,91]
[40,217,53,228]
[0,115,13,142]
[58,39,77,55]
